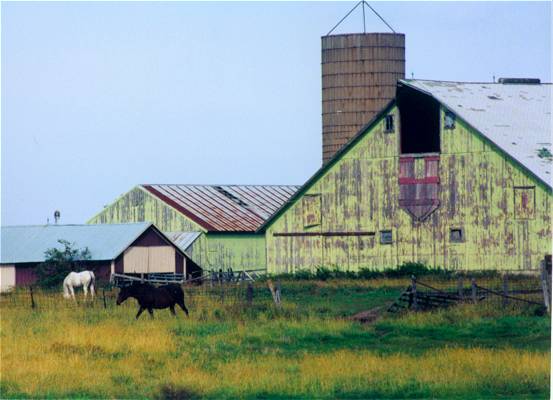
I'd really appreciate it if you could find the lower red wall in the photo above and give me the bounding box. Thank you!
[14,262,112,287]
[16,267,38,286]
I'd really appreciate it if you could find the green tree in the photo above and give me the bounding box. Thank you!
[35,239,91,288]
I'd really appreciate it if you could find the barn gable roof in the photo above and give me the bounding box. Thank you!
[0,222,173,264]
[400,79,552,188]
[141,184,300,232]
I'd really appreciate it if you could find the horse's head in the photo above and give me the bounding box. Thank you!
[116,286,131,305]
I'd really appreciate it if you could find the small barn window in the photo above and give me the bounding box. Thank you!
[385,115,395,133]
[380,230,393,244]
[302,194,321,227]
[450,228,464,243]
[514,187,535,219]
[444,111,456,130]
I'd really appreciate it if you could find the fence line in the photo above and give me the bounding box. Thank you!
[388,272,548,314]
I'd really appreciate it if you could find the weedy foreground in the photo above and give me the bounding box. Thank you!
[0,279,550,399]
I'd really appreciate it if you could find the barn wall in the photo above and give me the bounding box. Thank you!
[88,186,267,271]
[266,105,552,273]
[0,265,15,292]
[123,246,176,274]
[15,266,39,286]
[203,233,266,272]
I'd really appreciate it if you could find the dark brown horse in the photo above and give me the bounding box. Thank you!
[116,282,189,319]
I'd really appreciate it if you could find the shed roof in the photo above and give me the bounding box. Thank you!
[165,231,202,253]
[400,79,552,187]
[1,222,153,264]
[142,184,299,232]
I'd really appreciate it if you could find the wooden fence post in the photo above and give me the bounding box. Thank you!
[457,276,464,301]
[246,283,253,306]
[275,281,281,305]
[411,275,418,310]
[503,274,509,307]
[540,260,551,315]
[267,280,281,307]
[30,286,36,309]
[471,278,477,304]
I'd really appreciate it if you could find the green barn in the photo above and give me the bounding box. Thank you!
[259,79,552,273]
[88,184,298,272]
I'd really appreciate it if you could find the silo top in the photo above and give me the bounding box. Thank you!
[321,32,405,49]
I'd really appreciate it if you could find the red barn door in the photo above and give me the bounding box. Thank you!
[399,155,440,222]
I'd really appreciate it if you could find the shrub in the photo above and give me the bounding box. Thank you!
[35,240,91,288]
[358,268,384,279]
[294,269,313,280]
[384,262,438,278]
[315,267,332,281]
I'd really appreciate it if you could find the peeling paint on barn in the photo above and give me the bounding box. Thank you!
[88,185,298,271]
[261,80,552,273]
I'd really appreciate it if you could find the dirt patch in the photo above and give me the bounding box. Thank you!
[350,307,382,324]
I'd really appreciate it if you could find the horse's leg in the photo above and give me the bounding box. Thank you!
[169,305,176,316]
[90,282,95,298]
[70,286,76,301]
[147,308,154,319]
[83,283,88,300]
[136,306,145,319]
[177,300,189,316]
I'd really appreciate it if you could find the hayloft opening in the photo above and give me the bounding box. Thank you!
[398,85,440,154]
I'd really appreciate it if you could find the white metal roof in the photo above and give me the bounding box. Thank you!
[0,223,152,264]
[401,79,552,187]
[165,231,201,254]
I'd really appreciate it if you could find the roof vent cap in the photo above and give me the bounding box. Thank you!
[498,78,541,84]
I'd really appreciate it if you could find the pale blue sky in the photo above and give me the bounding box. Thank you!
[2,1,551,225]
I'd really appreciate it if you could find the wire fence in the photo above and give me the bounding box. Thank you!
[1,270,550,318]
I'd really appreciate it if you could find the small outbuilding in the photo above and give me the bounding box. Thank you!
[0,222,199,292]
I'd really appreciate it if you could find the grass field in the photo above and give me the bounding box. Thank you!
[0,278,550,399]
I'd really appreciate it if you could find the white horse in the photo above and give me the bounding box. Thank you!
[63,271,96,300]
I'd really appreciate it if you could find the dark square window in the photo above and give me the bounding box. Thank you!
[385,115,395,133]
[444,110,456,130]
[450,228,463,242]
[380,230,393,244]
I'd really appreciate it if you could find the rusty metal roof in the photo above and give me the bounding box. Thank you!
[401,79,552,187]
[142,184,300,232]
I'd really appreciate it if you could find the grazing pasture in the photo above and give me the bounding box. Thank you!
[0,277,550,399]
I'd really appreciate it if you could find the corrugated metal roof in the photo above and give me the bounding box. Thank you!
[0,223,151,264]
[142,184,300,232]
[401,79,552,187]
[165,231,201,253]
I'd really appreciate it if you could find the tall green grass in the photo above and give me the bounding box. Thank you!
[0,280,550,399]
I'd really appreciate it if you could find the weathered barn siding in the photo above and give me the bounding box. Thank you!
[204,234,266,271]
[89,187,204,232]
[88,187,265,271]
[266,105,552,273]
